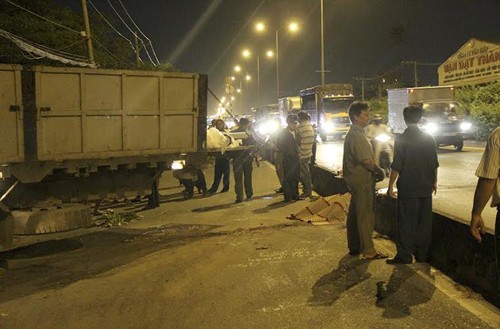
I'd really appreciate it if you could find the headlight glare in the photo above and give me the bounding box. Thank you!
[460,122,472,131]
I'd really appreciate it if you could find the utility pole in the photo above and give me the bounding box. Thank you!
[353,77,368,101]
[413,61,418,87]
[81,0,95,66]
[360,78,365,101]
[402,61,419,87]
[133,32,140,66]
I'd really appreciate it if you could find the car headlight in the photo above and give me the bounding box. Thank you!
[460,122,472,131]
[171,160,185,170]
[258,120,280,135]
[422,123,438,134]
[375,133,391,142]
[322,121,334,133]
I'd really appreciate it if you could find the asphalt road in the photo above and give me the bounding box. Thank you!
[315,141,497,232]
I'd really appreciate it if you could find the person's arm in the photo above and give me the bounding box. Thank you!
[387,169,399,199]
[353,133,384,179]
[470,177,496,243]
[433,168,438,195]
[361,158,384,181]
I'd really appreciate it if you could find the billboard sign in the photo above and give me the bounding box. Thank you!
[438,38,500,86]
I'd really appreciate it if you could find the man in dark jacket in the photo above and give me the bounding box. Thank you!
[387,106,439,264]
[277,115,301,202]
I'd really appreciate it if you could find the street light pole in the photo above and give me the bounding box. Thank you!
[257,55,260,106]
[275,29,280,101]
[320,0,325,86]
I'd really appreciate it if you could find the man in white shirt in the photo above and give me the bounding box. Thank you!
[471,126,500,244]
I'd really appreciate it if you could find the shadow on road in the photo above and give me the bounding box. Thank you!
[308,254,371,306]
[0,224,221,303]
[192,202,243,212]
[375,263,436,318]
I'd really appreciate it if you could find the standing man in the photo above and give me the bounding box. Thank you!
[208,119,230,194]
[343,101,387,259]
[387,106,439,264]
[231,118,255,203]
[470,126,499,248]
[277,115,301,202]
[297,112,315,198]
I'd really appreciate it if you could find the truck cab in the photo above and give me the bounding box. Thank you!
[300,84,354,141]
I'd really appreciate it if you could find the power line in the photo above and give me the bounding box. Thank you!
[0,28,95,67]
[2,0,81,34]
[105,0,156,66]
[87,0,142,63]
[92,37,134,69]
[117,0,160,65]
[2,22,89,60]
[55,39,87,52]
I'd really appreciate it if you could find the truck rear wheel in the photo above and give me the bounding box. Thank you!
[454,140,464,152]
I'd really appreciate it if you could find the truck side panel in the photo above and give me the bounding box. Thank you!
[408,87,454,103]
[387,89,409,134]
[0,64,24,163]
[33,66,200,161]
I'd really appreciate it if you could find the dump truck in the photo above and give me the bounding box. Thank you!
[0,64,207,236]
[387,86,472,151]
[300,84,354,141]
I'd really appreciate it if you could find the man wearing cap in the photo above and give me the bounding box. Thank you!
[277,115,301,202]
[343,102,387,259]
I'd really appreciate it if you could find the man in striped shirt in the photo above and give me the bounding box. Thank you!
[297,112,315,198]
[471,126,500,245]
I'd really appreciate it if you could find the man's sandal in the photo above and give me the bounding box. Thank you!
[361,252,389,260]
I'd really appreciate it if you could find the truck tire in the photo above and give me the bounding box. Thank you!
[454,139,464,152]
[320,133,328,142]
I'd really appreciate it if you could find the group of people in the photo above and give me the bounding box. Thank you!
[204,114,316,204]
[274,112,315,202]
[205,117,257,203]
[343,101,499,265]
[198,105,498,267]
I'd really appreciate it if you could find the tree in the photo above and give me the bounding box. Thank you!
[0,0,174,70]
[456,81,500,140]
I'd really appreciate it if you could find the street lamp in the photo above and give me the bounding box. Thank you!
[255,21,300,101]
[232,66,251,114]
[241,48,274,107]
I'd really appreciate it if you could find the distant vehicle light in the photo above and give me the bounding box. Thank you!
[258,120,280,135]
[460,122,472,131]
[322,121,335,133]
[422,123,438,134]
[375,133,391,142]
[171,160,185,170]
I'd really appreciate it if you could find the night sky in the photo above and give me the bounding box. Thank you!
[64,0,500,113]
